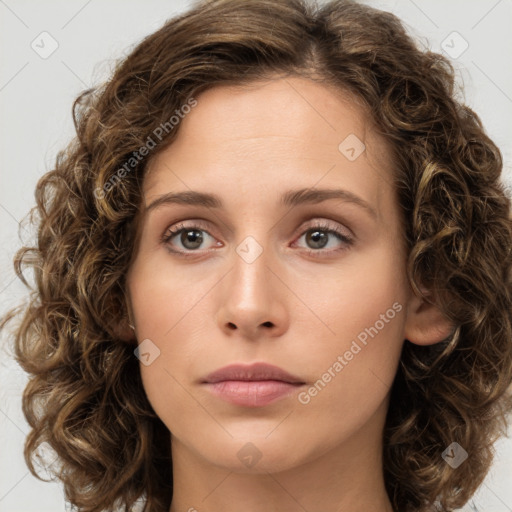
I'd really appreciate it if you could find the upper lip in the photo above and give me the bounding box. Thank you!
[203,362,305,384]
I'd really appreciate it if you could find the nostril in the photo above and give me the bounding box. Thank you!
[227,322,236,330]
[262,321,273,328]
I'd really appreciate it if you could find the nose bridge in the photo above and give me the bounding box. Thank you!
[231,233,273,308]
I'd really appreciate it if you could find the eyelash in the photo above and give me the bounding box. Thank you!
[161,221,354,258]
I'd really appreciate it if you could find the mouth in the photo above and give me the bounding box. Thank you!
[201,362,306,407]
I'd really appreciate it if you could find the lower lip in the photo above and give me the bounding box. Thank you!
[204,380,302,407]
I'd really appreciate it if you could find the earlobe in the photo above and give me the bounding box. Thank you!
[114,316,137,342]
[112,288,137,343]
[403,288,454,346]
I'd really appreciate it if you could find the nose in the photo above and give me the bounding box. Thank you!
[215,238,289,341]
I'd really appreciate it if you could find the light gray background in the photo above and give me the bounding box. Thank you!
[1,1,511,511]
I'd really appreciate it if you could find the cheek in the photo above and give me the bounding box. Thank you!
[129,257,218,433]
[292,246,407,350]
[128,249,215,341]
[292,302,405,456]
[139,359,213,450]
[291,251,406,413]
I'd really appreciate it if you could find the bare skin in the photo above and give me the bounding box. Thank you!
[124,75,452,512]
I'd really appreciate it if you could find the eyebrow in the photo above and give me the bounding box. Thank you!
[145,188,377,219]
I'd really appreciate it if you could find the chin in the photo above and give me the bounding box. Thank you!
[192,432,319,475]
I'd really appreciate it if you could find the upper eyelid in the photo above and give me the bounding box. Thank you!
[164,217,350,234]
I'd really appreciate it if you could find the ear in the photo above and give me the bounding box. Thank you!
[111,289,137,343]
[403,287,454,346]
[113,316,137,343]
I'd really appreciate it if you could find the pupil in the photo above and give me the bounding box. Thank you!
[308,230,327,249]
[182,230,203,249]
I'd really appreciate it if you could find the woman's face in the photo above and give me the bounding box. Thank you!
[126,76,414,473]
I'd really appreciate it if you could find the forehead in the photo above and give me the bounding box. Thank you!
[144,77,394,192]
[180,77,366,146]
[139,79,399,237]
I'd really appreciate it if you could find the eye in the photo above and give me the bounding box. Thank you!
[293,222,353,255]
[161,220,354,257]
[161,223,219,254]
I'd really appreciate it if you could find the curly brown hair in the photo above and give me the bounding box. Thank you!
[1,0,512,511]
